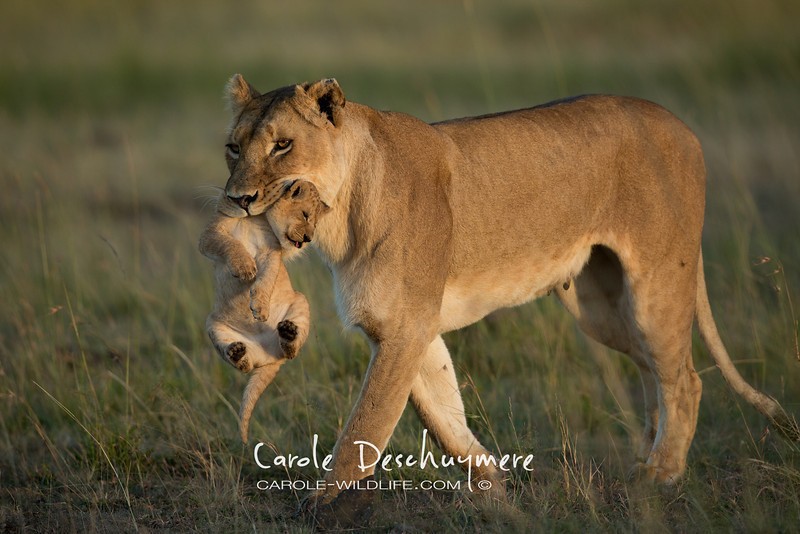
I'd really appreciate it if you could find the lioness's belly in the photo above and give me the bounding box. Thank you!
[439,240,593,332]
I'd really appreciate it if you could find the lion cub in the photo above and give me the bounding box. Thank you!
[199,180,329,441]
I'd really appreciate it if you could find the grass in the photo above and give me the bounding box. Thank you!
[1,0,799,531]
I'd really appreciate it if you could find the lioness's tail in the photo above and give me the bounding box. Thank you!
[696,253,800,441]
[239,363,282,443]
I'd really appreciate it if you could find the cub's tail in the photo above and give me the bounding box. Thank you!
[696,253,799,442]
[239,363,283,443]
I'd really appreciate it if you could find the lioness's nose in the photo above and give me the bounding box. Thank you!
[228,192,258,210]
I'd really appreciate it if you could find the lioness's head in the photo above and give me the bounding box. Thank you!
[220,74,346,218]
[267,180,330,254]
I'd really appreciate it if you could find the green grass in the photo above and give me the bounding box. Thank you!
[1,0,799,531]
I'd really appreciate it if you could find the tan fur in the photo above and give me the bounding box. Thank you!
[219,76,799,505]
[199,180,329,442]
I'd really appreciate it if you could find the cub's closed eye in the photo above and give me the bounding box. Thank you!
[302,211,309,220]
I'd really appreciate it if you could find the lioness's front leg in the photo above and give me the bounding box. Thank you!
[314,333,434,503]
[410,336,504,497]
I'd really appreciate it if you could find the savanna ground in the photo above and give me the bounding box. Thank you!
[1,0,799,532]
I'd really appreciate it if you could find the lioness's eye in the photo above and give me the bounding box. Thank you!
[273,139,292,154]
[225,143,240,158]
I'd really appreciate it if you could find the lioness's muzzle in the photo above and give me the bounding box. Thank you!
[228,192,258,211]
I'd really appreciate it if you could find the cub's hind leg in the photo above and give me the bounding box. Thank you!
[277,292,311,359]
[207,317,263,373]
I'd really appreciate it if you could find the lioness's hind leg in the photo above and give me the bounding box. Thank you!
[409,336,504,497]
[629,337,702,484]
[630,359,660,460]
[627,266,703,484]
[555,245,659,459]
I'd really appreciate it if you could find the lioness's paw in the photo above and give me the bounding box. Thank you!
[228,256,257,281]
[627,462,682,486]
[297,478,376,530]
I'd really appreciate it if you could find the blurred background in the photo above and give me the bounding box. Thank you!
[1,0,798,531]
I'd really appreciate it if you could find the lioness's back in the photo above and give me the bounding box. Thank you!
[435,95,699,155]
[437,94,706,278]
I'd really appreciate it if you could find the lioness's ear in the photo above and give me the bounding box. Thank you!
[302,78,346,126]
[226,74,260,114]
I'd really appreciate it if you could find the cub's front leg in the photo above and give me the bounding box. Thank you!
[248,250,282,321]
[199,216,257,281]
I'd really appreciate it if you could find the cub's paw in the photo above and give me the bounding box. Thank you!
[226,342,246,363]
[278,320,299,359]
[278,320,298,342]
[249,289,268,322]
[225,342,250,372]
[228,256,257,281]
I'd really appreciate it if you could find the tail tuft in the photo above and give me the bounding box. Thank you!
[770,409,800,443]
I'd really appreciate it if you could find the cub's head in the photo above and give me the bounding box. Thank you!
[219,74,346,218]
[267,180,330,255]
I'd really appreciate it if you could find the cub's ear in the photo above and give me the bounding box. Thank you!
[226,74,260,114]
[302,78,346,126]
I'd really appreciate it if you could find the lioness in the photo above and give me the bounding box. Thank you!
[199,179,328,442]
[218,75,798,513]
